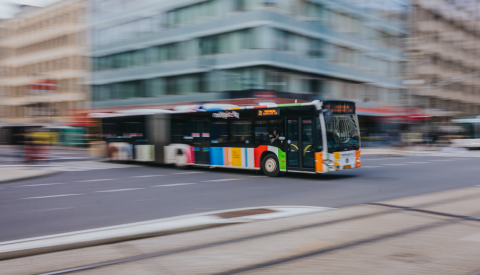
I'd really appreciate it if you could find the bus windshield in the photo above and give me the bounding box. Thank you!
[324,114,360,152]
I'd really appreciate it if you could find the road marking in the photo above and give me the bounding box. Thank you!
[383,164,406,166]
[171,172,204,175]
[95,188,144,193]
[406,162,430,164]
[362,158,391,161]
[129,175,164,178]
[76,179,116,182]
[362,166,383,168]
[249,176,265,178]
[151,183,196,187]
[22,194,83,199]
[202,178,243,182]
[23,207,73,213]
[13,183,66,187]
[432,159,454,161]
[132,199,156,202]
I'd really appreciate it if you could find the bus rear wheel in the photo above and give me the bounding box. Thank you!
[174,151,188,169]
[262,154,280,177]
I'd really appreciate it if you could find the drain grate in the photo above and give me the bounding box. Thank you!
[214,208,277,219]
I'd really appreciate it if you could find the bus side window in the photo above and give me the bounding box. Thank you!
[230,120,252,144]
[211,121,229,145]
[171,119,190,143]
[254,119,285,148]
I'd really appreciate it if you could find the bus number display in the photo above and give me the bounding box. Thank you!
[323,102,355,114]
[258,109,279,116]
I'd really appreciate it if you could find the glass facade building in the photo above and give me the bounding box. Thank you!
[90,0,407,108]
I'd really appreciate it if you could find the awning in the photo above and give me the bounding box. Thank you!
[408,113,431,120]
[357,111,398,117]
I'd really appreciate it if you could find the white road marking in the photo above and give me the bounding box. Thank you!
[363,158,391,161]
[362,166,383,168]
[151,183,196,187]
[129,175,164,178]
[22,194,83,199]
[132,199,156,202]
[13,183,66,187]
[76,179,116,182]
[249,176,265,178]
[23,207,73,213]
[95,188,144,193]
[172,172,204,175]
[202,178,243,182]
[406,162,430,164]
[383,164,406,166]
[432,159,454,161]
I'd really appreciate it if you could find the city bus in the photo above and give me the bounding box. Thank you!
[451,117,480,148]
[101,100,361,176]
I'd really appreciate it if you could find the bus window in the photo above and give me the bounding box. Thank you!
[123,122,144,137]
[254,119,285,147]
[211,121,229,144]
[102,123,119,137]
[315,117,323,151]
[230,120,252,144]
[171,119,190,143]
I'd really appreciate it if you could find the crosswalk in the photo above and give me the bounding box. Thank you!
[42,161,135,172]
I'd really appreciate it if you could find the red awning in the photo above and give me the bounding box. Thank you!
[408,113,431,121]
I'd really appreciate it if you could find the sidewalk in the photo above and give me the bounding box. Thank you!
[2,186,480,274]
[0,145,101,164]
[0,167,60,184]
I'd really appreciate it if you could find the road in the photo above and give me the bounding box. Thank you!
[0,151,479,242]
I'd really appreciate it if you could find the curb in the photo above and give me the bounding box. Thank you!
[0,206,331,260]
[0,170,61,185]
[0,157,102,164]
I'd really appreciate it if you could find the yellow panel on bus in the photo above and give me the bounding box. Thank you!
[231,148,242,167]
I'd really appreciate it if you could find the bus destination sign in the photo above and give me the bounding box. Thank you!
[258,108,279,116]
[323,102,355,114]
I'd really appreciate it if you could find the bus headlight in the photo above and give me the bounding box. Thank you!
[323,160,335,167]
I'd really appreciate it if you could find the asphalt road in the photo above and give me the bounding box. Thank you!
[0,152,479,242]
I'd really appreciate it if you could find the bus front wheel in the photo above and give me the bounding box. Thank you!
[262,154,280,177]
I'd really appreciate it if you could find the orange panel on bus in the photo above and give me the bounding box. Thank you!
[315,152,323,172]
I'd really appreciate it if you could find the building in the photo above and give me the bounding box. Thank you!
[408,0,480,114]
[0,0,89,125]
[89,0,407,120]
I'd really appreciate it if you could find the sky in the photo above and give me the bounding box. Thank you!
[0,0,62,18]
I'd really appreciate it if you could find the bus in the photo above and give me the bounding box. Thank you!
[451,118,480,148]
[101,100,361,176]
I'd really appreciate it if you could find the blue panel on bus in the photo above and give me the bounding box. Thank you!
[210,147,224,166]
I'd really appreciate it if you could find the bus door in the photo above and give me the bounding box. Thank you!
[286,118,315,171]
[191,120,211,164]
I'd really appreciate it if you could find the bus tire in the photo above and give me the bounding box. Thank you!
[174,150,188,169]
[262,153,280,177]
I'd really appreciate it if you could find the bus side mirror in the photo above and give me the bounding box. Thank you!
[323,109,333,124]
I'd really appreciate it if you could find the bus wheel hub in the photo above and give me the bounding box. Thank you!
[265,158,277,172]
[176,154,186,165]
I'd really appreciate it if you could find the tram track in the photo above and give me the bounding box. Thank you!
[38,191,480,275]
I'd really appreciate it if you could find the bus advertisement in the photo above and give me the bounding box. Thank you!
[101,100,361,177]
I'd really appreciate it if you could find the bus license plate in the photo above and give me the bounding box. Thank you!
[344,165,352,169]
